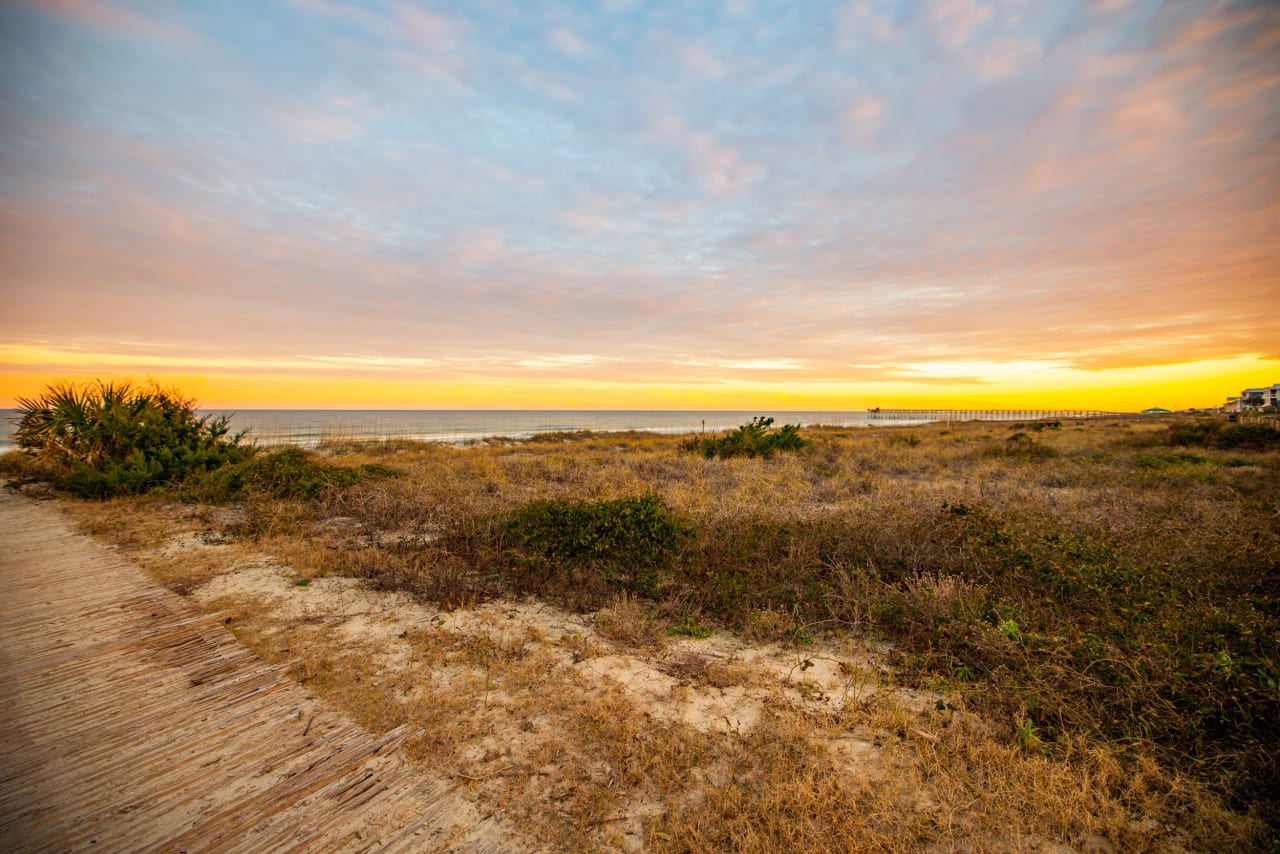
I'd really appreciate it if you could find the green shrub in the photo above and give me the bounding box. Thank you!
[12,380,249,497]
[1166,421,1222,447]
[196,447,395,500]
[667,616,715,638]
[1012,420,1061,431]
[980,432,1060,461]
[1218,424,1280,450]
[503,494,688,593]
[1168,421,1280,450]
[683,417,808,459]
[1133,451,1208,468]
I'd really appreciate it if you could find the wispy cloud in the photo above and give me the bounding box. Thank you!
[22,0,197,44]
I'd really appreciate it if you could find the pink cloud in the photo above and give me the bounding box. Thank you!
[926,0,993,50]
[688,132,760,195]
[394,4,458,50]
[292,0,468,83]
[453,232,509,268]
[968,36,1039,81]
[838,3,897,46]
[648,108,760,196]
[29,0,196,44]
[547,27,586,57]
[675,41,729,78]
[845,94,884,140]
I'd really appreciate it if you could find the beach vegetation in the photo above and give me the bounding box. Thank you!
[682,416,807,458]
[188,446,401,501]
[6,380,249,497]
[1168,420,1280,450]
[666,616,715,638]
[501,493,688,596]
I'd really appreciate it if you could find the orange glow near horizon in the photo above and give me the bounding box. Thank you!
[2,353,1274,412]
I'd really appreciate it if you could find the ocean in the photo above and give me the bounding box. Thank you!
[0,409,925,453]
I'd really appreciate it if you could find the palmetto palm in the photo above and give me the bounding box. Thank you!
[14,381,104,464]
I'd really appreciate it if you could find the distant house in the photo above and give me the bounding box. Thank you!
[1141,407,1171,415]
[1226,384,1280,412]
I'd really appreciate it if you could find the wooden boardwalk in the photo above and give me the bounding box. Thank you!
[0,490,501,853]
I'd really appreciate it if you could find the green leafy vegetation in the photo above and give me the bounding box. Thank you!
[2,380,399,501]
[1168,420,1280,450]
[982,431,1061,460]
[667,616,715,638]
[501,494,688,595]
[682,417,808,459]
[190,447,399,500]
[6,380,249,497]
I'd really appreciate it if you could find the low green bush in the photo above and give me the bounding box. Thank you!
[1012,420,1061,431]
[683,417,808,459]
[980,432,1060,461]
[1168,421,1280,450]
[503,494,688,594]
[1133,451,1208,468]
[1219,424,1280,450]
[194,447,396,500]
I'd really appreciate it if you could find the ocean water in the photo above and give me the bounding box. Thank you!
[0,409,922,453]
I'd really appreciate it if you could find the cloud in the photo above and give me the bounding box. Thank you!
[925,0,993,50]
[844,94,884,139]
[838,3,897,45]
[21,0,196,44]
[677,358,808,371]
[513,354,605,369]
[647,108,761,196]
[547,27,586,57]
[675,40,729,78]
[453,232,509,268]
[968,36,1040,80]
[291,0,468,84]
[394,4,458,50]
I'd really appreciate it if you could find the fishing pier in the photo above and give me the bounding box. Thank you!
[867,408,1120,423]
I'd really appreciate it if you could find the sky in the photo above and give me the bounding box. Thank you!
[1,0,1277,411]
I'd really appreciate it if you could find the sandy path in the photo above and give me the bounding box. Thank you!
[0,489,501,853]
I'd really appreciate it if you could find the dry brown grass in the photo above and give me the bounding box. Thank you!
[594,593,667,651]
[28,416,1277,851]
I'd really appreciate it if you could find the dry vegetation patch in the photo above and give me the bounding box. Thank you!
[25,417,1277,850]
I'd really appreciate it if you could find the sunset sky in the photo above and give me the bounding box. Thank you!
[1,0,1277,411]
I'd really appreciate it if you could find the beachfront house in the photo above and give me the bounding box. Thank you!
[1230,383,1280,411]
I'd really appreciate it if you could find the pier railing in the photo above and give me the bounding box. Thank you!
[867,409,1122,423]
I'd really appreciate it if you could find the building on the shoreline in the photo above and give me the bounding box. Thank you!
[1225,383,1280,411]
